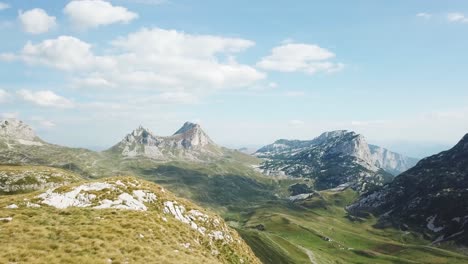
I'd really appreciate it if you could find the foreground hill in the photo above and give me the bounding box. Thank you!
[107,122,225,161]
[0,172,260,264]
[348,133,468,245]
[0,119,107,177]
[0,119,259,175]
[255,130,417,192]
[236,186,468,264]
[0,165,81,194]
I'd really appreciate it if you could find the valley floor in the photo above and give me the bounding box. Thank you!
[228,189,468,264]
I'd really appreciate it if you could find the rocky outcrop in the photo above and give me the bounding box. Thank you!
[0,119,43,146]
[109,122,222,161]
[348,134,468,245]
[255,130,415,192]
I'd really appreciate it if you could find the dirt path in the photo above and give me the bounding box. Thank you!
[299,246,318,264]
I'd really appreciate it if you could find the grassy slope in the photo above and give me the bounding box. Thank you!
[0,165,82,194]
[2,143,468,263]
[233,189,468,264]
[0,175,261,264]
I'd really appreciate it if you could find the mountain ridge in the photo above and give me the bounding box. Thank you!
[348,133,468,245]
[108,122,222,161]
[255,130,418,192]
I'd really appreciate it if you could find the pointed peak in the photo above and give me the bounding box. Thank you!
[452,133,468,151]
[129,125,155,138]
[316,130,357,140]
[173,121,202,135]
[0,118,37,141]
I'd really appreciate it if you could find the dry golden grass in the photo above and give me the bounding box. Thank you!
[0,173,260,264]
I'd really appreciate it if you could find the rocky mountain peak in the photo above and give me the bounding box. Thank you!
[173,122,200,135]
[455,133,468,151]
[316,130,355,141]
[348,132,468,245]
[0,119,37,141]
[131,125,154,138]
[172,122,213,148]
[110,122,220,160]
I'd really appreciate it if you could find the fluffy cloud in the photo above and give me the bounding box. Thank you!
[18,8,57,34]
[416,13,432,19]
[122,0,167,5]
[18,36,115,71]
[257,43,344,74]
[4,28,264,98]
[447,13,468,23]
[17,90,74,108]
[289,119,305,127]
[64,0,138,29]
[0,112,18,119]
[0,89,10,102]
[0,2,9,10]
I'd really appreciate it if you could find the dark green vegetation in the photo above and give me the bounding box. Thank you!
[255,131,411,193]
[2,150,467,263]
[233,189,468,263]
[0,175,261,264]
[349,133,468,247]
[2,121,468,263]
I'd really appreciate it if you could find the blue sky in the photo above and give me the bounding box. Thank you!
[0,0,467,157]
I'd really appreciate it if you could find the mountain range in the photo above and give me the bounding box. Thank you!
[255,130,419,192]
[0,165,260,263]
[348,133,468,245]
[108,122,223,161]
[2,118,468,263]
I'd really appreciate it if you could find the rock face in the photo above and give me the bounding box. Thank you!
[109,122,222,161]
[0,165,81,194]
[347,133,468,245]
[369,145,419,176]
[0,175,261,264]
[255,130,417,192]
[0,119,42,146]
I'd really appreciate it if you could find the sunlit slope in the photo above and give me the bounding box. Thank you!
[233,189,468,264]
[0,174,260,264]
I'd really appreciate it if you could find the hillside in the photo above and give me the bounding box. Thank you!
[232,184,468,264]
[0,119,260,178]
[348,133,468,246]
[0,165,81,194]
[0,173,261,264]
[107,122,224,161]
[255,130,416,192]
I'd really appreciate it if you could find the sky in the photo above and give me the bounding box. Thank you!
[0,0,467,158]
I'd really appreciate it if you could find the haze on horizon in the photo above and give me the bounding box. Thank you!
[0,0,467,158]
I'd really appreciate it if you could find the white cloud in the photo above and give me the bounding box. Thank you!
[122,0,167,4]
[416,13,432,19]
[18,8,56,34]
[289,119,305,127]
[153,92,199,104]
[284,91,305,97]
[257,43,344,74]
[0,2,10,10]
[0,112,18,119]
[0,89,10,102]
[18,36,115,71]
[29,116,56,129]
[3,29,264,98]
[17,90,74,108]
[268,82,278,88]
[447,12,468,23]
[64,0,138,29]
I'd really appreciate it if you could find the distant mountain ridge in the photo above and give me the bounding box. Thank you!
[0,119,43,146]
[108,122,223,161]
[0,119,258,177]
[255,130,418,192]
[348,133,468,245]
